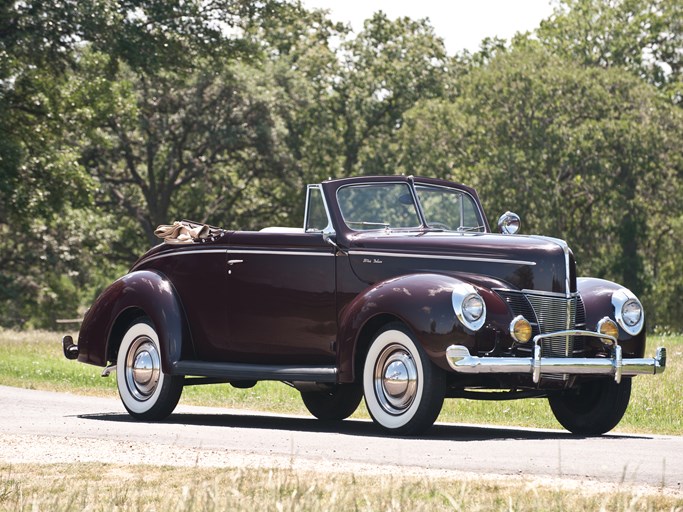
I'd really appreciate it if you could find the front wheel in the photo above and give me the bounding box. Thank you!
[363,323,446,435]
[548,378,631,435]
[301,384,363,421]
[116,319,183,421]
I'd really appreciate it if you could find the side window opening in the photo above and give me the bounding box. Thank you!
[304,186,331,232]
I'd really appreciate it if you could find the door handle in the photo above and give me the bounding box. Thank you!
[227,259,244,266]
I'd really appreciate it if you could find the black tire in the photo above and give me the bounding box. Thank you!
[301,384,363,421]
[548,378,632,435]
[362,322,446,435]
[116,319,184,421]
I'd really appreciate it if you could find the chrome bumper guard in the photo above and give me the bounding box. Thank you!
[446,330,666,384]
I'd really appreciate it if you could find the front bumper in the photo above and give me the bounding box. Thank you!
[446,330,666,384]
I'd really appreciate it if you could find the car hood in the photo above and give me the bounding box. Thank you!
[345,231,575,294]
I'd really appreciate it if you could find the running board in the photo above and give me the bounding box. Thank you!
[171,361,337,382]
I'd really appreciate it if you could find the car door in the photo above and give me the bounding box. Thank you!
[222,231,337,365]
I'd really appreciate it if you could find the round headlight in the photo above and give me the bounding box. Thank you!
[611,288,644,336]
[452,284,486,331]
[622,299,642,327]
[462,294,484,322]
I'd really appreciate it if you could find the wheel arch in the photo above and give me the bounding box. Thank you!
[78,270,193,373]
[337,273,483,383]
[577,277,646,357]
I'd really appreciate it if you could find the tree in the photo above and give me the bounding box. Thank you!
[332,12,450,176]
[0,0,281,326]
[395,43,683,327]
[537,0,682,96]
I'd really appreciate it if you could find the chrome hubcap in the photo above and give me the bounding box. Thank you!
[373,343,418,415]
[125,336,160,401]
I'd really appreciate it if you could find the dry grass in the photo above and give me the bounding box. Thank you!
[0,463,681,512]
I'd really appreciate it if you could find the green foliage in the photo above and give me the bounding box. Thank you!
[395,42,683,326]
[2,0,683,330]
[537,0,682,89]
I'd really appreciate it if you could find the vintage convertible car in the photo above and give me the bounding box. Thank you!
[62,175,666,435]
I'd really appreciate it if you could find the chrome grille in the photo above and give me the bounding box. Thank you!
[495,290,586,357]
[526,294,576,357]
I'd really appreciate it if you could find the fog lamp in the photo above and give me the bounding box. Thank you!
[597,317,619,339]
[510,315,532,343]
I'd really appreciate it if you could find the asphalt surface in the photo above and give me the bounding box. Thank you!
[0,385,681,492]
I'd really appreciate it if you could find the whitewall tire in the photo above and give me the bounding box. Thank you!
[363,323,446,435]
[116,319,183,420]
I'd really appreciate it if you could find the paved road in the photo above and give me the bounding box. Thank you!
[0,385,680,492]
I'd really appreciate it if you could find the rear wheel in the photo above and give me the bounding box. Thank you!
[362,323,446,435]
[301,384,363,421]
[116,319,183,421]
[548,378,631,435]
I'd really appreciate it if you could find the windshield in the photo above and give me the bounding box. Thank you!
[337,183,421,230]
[336,181,486,232]
[415,185,486,232]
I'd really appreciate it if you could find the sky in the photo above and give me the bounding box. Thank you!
[300,0,556,54]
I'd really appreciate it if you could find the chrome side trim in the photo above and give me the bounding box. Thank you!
[227,249,334,257]
[138,247,335,267]
[135,248,227,267]
[349,250,536,266]
[446,334,666,384]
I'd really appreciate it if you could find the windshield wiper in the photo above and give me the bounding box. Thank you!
[347,221,391,229]
[456,225,486,232]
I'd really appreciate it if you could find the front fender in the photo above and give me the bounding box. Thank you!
[77,270,189,372]
[337,273,502,381]
[578,277,646,357]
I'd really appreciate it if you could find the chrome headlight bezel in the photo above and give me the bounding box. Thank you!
[611,288,644,336]
[452,283,486,331]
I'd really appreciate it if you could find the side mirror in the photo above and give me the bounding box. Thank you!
[498,211,521,235]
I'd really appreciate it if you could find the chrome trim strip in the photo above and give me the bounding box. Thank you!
[137,247,335,267]
[227,249,334,257]
[349,250,536,266]
[135,248,227,267]
[520,288,579,299]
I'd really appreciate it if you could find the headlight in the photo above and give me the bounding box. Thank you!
[622,300,642,327]
[462,295,484,322]
[452,284,486,331]
[611,288,644,336]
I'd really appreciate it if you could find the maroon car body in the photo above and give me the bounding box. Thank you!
[63,175,666,435]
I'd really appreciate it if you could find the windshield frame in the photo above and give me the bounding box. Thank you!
[333,178,488,234]
[413,182,488,233]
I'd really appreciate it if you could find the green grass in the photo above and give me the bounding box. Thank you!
[1,463,681,511]
[0,329,680,435]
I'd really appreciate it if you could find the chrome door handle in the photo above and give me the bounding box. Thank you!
[227,259,244,266]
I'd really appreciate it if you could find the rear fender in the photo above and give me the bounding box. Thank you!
[77,270,190,373]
